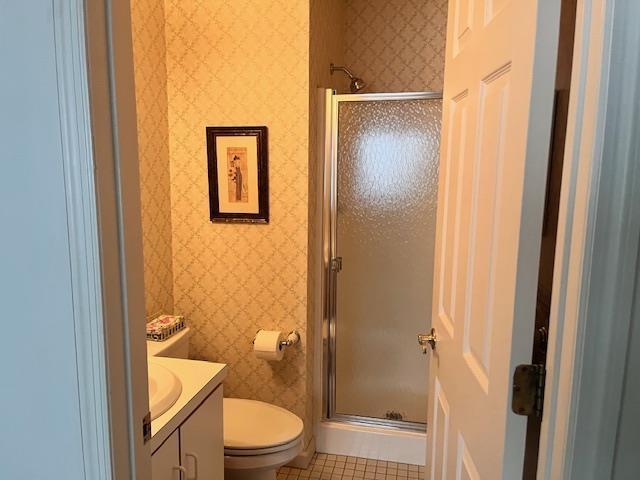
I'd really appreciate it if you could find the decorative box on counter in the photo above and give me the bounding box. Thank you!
[146,314,186,342]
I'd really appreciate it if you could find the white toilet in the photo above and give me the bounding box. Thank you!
[147,328,304,480]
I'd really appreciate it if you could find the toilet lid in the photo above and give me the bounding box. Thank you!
[223,398,303,450]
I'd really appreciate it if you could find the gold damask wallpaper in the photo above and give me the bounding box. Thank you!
[131,0,448,450]
[163,0,313,443]
[131,0,174,320]
[344,0,448,93]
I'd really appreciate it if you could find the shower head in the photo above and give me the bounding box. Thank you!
[330,63,366,93]
[350,77,366,93]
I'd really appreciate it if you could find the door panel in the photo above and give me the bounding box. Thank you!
[429,379,450,479]
[456,436,481,480]
[438,90,471,339]
[427,0,560,478]
[464,66,511,393]
[452,0,474,56]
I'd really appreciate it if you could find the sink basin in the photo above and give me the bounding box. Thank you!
[148,361,182,420]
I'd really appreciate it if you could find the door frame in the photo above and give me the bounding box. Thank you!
[57,1,151,479]
[63,0,635,478]
[51,2,112,478]
[537,0,640,478]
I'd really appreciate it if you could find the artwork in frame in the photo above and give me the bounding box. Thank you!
[206,126,269,223]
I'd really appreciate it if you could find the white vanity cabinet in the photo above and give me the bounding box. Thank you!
[152,386,224,480]
[151,430,180,480]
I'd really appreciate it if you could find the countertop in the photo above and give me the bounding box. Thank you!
[149,357,227,452]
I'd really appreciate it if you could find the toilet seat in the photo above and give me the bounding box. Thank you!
[223,398,304,455]
[224,436,302,456]
[224,436,302,457]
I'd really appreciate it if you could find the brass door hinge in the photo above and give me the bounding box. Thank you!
[511,364,546,417]
[330,257,343,272]
[143,412,151,444]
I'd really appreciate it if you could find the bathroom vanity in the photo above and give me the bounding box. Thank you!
[149,356,227,480]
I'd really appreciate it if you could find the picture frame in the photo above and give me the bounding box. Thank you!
[206,126,269,223]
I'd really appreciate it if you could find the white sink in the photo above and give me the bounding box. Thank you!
[148,361,182,420]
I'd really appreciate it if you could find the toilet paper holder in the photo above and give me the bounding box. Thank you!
[279,330,300,348]
[252,329,300,350]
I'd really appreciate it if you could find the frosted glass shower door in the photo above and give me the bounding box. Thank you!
[333,96,441,426]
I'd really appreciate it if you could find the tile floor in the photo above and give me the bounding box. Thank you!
[278,453,426,480]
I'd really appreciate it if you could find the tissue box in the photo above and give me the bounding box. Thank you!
[146,314,186,342]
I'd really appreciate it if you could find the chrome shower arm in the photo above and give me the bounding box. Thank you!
[330,64,355,80]
[330,63,366,93]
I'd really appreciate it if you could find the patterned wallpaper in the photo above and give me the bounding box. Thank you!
[163,0,313,444]
[130,0,174,320]
[344,0,448,93]
[131,0,448,449]
[310,0,348,95]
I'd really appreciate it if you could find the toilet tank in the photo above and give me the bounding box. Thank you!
[146,327,190,359]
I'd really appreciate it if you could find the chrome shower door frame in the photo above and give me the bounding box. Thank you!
[321,90,443,432]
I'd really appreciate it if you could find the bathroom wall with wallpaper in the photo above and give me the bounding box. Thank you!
[131,0,174,320]
[131,0,448,449]
[163,0,314,444]
[344,0,448,93]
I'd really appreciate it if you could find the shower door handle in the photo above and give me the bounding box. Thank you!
[418,328,437,353]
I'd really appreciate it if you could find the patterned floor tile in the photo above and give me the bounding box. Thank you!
[279,453,425,480]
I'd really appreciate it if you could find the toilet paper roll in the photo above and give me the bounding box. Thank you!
[253,330,285,361]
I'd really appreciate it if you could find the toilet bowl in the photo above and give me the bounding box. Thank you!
[223,398,303,480]
[147,327,304,480]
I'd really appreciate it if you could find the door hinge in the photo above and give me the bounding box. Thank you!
[330,256,343,272]
[143,411,151,444]
[511,364,546,417]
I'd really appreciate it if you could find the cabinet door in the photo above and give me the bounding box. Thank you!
[152,429,181,480]
[180,386,224,480]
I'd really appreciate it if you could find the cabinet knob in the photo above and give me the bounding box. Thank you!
[173,465,187,480]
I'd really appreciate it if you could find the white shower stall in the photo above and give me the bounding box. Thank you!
[315,89,442,464]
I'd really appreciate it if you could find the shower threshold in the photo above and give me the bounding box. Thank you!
[317,418,427,465]
[331,412,426,433]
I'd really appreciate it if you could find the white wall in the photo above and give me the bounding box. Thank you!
[612,256,640,479]
[0,2,86,478]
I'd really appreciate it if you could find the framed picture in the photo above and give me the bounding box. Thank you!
[206,126,269,223]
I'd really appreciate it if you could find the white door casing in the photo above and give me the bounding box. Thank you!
[427,1,561,479]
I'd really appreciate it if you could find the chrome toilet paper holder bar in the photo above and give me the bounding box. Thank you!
[279,330,300,348]
[252,329,300,349]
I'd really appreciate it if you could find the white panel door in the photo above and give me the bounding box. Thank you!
[426,1,560,479]
[180,387,224,480]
